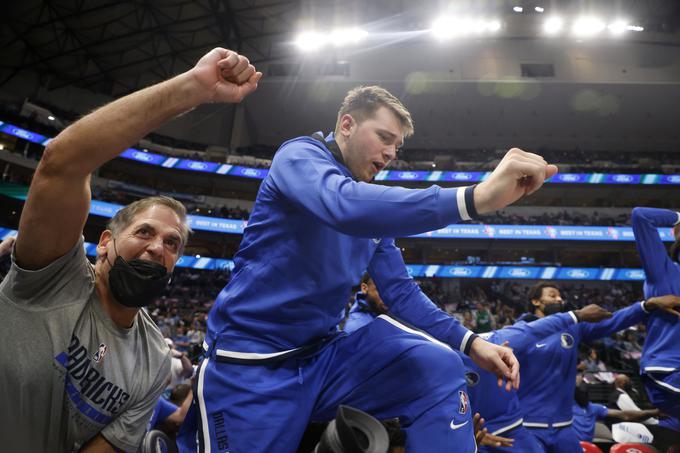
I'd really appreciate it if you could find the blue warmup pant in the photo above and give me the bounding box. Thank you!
[525,425,581,453]
[478,425,542,453]
[194,316,477,453]
[643,371,680,421]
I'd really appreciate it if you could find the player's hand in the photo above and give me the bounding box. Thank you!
[473,148,558,214]
[574,304,612,323]
[469,338,519,391]
[644,295,680,316]
[189,47,262,103]
[0,235,16,258]
[473,413,514,447]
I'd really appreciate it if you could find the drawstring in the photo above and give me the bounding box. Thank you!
[298,364,304,384]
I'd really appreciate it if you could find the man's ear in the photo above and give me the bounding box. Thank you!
[96,230,113,262]
[338,114,355,137]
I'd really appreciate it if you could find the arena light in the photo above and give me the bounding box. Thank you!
[47,115,55,121]
[329,27,368,47]
[513,6,523,13]
[431,16,501,40]
[535,7,545,13]
[627,25,644,32]
[572,16,606,37]
[607,20,629,36]
[543,16,564,35]
[294,31,327,52]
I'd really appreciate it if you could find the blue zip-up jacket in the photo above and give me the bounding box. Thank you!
[632,207,680,373]
[516,302,647,427]
[206,134,478,358]
[460,311,578,435]
[343,294,378,334]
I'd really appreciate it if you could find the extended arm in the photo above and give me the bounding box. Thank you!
[631,207,680,285]
[15,48,260,269]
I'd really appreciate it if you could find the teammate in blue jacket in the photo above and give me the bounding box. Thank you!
[464,303,612,453]
[343,273,389,334]
[632,207,680,424]
[515,283,680,453]
[196,86,559,452]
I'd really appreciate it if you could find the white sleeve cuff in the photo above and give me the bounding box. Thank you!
[568,311,579,324]
[675,212,680,226]
[456,187,471,221]
[640,300,650,313]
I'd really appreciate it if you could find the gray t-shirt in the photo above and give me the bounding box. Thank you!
[0,237,171,452]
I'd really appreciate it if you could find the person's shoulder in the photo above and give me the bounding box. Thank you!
[275,134,331,162]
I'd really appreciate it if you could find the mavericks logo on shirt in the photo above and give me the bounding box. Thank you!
[54,335,130,425]
[560,333,575,349]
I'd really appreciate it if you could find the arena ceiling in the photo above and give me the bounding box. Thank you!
[3,0,680,151]
[3,0,680,96]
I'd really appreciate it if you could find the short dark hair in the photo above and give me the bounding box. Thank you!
[527,282,559,311]
[360,272,372,286]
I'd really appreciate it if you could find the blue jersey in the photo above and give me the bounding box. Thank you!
[461,312,578,435]
[632,207,680,372]
[206,133,478,358]
[572,402,608,442]
[343,294,377,334]
[517,302,647,427]
[147,397,177,432]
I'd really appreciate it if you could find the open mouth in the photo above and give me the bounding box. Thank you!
[372,162,383,174]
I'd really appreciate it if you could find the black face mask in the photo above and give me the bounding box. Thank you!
[107,243,171,308]
[543,301,564,316]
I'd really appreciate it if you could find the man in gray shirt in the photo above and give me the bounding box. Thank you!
[0,47,261,452]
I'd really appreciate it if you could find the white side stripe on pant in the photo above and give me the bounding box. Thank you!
[197,358,212,453]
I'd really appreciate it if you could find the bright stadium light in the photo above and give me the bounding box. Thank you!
[294,31,327,52]
[627,25,644,32]
[572,16,606,37]
[535,7,545,13]
[431,16,501,40]
[47,115,55,121]
[607,20,628,36]
[329,27,368,47]
[487,20,502,32]
[543,16,564,35]
[513,6,523,13]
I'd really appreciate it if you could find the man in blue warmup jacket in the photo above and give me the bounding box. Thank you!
[632,207,680,426]
[515,283,680,453]
[465,303,613,453]
[195,86,560,452]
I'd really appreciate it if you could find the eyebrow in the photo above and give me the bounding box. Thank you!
[135,223,182,243]
[377,128,404,148]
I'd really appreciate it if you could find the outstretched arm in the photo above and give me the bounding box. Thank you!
[15,48,261,270]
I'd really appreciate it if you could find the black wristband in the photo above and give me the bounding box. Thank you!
[464,333,479,355]
[464,185,479,220]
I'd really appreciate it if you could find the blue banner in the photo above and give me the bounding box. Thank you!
[3,121,680,186]
[0,227,652,279]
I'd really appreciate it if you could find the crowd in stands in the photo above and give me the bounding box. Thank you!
[4,108,680,174]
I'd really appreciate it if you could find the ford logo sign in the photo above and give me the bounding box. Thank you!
[399,172,418,180]
[613,175,633,183]
[668,175,680,183]
[567,270,589,279]
[133,152,153,162]
[560,174,580,182]
[242,169,260,177]
[450,268,472,276]
[452,173,472,180]
[508,269,530,277]
[188,162,208,170]
[626,270,645,279]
